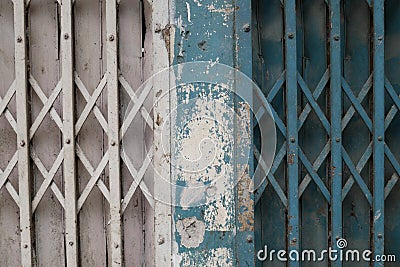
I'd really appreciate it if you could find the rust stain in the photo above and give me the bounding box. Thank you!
[237,166,254,232]
[288,153,295,165]
[162,24,175,63]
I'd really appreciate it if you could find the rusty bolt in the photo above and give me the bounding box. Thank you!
[23,244,28,248]
[336,137,340,142]
[17,36,23,43]
[378,136,383,141]
[290,137,295,143]
[288,33,294,39]
[242,24,251,33]
[65,138,71,144]
[246,235,253,243]
[334,35,340,41]
[64,33,69,40]
[69,241,74,246]
[109,35,115,41]
[20,140,25,147]
[378,233,383,239]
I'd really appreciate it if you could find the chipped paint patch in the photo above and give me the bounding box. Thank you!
[179,247,233,266]
[206,3,238,21]
[173,82,236,229]
[176,217,206,248]
[186,2,191,23]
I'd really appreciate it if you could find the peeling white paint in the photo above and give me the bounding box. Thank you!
[176,217,206,248]
[186,2,192,23]
[179,247,233,266]
[193,0,203,7]
[206,3,236,22]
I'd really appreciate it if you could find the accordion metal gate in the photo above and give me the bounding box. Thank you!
[1,0,400,266]
[253,0,400,266]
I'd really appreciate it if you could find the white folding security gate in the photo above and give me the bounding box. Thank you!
[0,0,171,266]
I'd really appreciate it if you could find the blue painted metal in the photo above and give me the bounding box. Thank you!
[284,1,300,265]
[172,0,255,265]
[385,0,400,258]
[373,1,385,266]
[253,0,400,266]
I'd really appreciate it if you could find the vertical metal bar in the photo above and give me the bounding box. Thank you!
[373,0,385,264]
[330,0,343,265]
[61,0,78,265]
[14,1,33,265]
[234,0,254,264]
[106,0,122,265]
[284,0,299,263]
[153,0,172,265]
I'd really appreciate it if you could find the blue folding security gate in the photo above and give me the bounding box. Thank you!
[253,0,400,266]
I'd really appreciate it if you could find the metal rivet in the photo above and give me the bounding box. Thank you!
[17,36,23,43]
[334,35,340,41]
[111,141,116,146]
[64,33,69,40]
[290,137,295,143]
[114,243,119,248]
[69,241,74,246]
[336,236,340,240]
[242,24,251,33]
[246,235,253,243]
[336,137,340,142]
[378,136,383,141]
[109,35,115,41]
[20,140,25,147]
[378,36,383,41]
[378,233,383,239]
[158,237,165,245]
[65,139,71,144]
[292,238,297,243]
[23,244,28,248]
[288,33,294,39]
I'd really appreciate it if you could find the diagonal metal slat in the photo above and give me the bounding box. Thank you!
[254,144,287,207]
[29,76,63,130]
[30,80,62,139]
[74,72,108,135]
[299,141,330,197]
[119,74,154,129]
[75,74,107,135]
[297,72,330,133]
[31,149,65,211]
[298,148,330,202]
[342,147,373,205]
[120,81,153,139]
[0,151,18,190]
[30,149,65,210]
[76,146,110,211]
[341,77,372,132]
[298,69,330,130]
[121,148,154,212]
[121,149,154,208]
